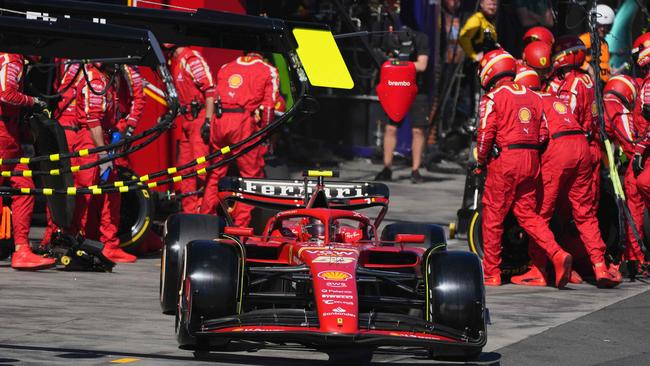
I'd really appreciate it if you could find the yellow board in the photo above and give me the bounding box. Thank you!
[292,28,354,89]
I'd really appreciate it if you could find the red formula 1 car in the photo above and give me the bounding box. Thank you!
[159,171,486,362]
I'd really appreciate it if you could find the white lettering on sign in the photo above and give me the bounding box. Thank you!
[388,80,411,86]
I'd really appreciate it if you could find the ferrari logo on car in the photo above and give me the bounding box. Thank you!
[318,270,352,281]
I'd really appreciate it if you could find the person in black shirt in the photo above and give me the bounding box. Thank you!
[375,25,430,183]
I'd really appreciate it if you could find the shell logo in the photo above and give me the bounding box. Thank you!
[553,101,567,114]
[318,270,352,281]
[539,57,547,66]
[518,107,532,123]
[228,74,243,89]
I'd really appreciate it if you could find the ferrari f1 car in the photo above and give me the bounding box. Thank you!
[160,171,486,362]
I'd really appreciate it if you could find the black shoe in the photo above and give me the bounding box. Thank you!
[411,169,424,184]
[375,167,392,181]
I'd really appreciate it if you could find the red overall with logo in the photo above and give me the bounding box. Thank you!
[169,47,215,213]
[554,70,600,205]
[530,93,609,270]
[604,95,646,262]
[199,53,279,226]
[477,81,565,279]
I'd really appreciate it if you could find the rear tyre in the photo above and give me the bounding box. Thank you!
[468,210,529,276]
[0,239,14,261]
[176,240,242,349]
[424,250,485,360]
[117,167,154,253]
[160,214,224,315]
[381,223,446,249]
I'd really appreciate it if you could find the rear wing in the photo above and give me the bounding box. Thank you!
[218,177,389,226]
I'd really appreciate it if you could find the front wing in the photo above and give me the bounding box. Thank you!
[196,310,485,357]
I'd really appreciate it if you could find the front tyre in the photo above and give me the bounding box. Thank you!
[424,250,486,360]
[176,240,242,350]
[160,214,224,315]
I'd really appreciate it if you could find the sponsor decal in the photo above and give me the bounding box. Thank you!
[233,328,283,332]
[332,307,346,313]
[322,294,354,299]
[242,181,364,199]
[388,80,411,87]
[323,312,356,317]
[304,249,357,256]
[553,101,568,114]
[228,74,243,88]
[325,281,348,288]
[323,299,354,305]
[321,288,352,294]
[389,332,440,340]
[518,107,532,123]
[318,270,352,281]
[312,256,355,264]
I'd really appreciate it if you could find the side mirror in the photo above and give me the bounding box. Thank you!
[224,227,254,237]
[395,234,425,244]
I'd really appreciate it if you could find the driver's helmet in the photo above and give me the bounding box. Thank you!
[302,218,326,242]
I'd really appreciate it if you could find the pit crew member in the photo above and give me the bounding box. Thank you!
[512,65,620,287]
[166,45,215,213]
[76,63,135,263]
[603,75,647,268]
[475,49,572,288]
[0,52,55,269]
[551,36,600,207]
[199,52,279,226]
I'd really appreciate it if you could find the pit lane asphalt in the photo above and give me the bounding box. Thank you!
[0,159,648,365]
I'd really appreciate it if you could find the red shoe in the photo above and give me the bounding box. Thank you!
[102,246,137,263]
[569,270,583,284]
[551,251,572,289]
[593,262,621,288]
[11,249,56,270]
[511,266,547,287]
[483,275,502,286]
[609,263,623,283]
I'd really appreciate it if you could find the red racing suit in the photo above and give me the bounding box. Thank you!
[532,92,608,268]
[554,70,600,206]
[73,65,113,235]
[476,81,564,278]
[604,95,646,262]
[113,64,145,168]
[0,53,36,247]
[89,76,121,249]
[169,48,215,213]
[199,54,279,226]
[42,60,86,243]
[633,75,650,211]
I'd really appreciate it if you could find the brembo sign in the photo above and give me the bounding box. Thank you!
[241,180,365,199]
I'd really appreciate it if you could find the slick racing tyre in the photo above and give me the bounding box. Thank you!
[160,214,224,315]
[176,240,242,351]
[0,239,14,261]
[468,210,529,276]
[381,223,446,249]
[117,167,154,253]
[424,250,485,360]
